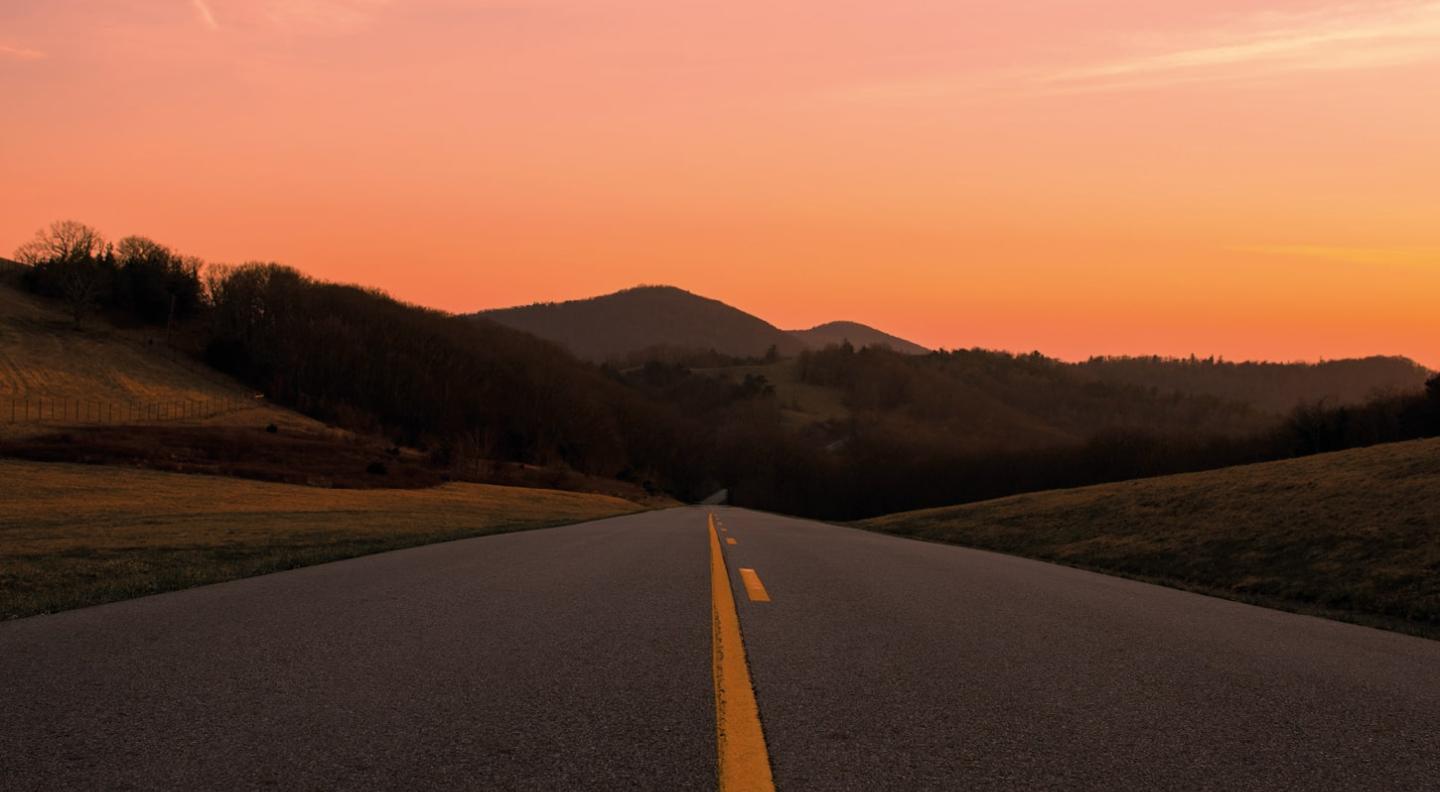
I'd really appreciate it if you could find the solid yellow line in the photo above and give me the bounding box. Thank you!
[726,538,737,545]
[709,513,776,792]
[738,569,771,603]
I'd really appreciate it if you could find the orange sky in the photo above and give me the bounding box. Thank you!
[3,1,1438,366]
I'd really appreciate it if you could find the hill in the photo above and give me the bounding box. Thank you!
[789,345,1273,447]
[478,285,806,362]
[789,320,929,354]
[1077,355,1432,414]
[859,437,1440,637]
[476,285,928,362]
[0,283,313,439]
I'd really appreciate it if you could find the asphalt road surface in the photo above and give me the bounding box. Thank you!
[4,506,1439,790]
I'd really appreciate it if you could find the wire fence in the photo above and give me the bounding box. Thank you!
[4,394,260,426]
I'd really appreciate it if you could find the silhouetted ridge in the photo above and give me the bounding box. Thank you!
[1076,355,1431,414]
[790,321,929,355]
[476,285,806,362]
[475,285,929,362]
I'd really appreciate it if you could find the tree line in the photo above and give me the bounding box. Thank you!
[14,220,205,328]
[1075,354,1430,414]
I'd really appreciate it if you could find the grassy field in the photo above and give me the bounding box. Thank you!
[859,438,1440,638]
[0,284,315,439]
[0,460,644,620]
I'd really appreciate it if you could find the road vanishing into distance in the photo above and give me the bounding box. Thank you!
[4,507,1440,791]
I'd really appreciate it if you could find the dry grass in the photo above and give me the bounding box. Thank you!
[859,438,1440,638]
[0,285,316,438]
[0,460,644,619]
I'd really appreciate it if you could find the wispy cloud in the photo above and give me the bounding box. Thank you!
[186,1,391,35]
[1046,2,1440,92]
[0,44,46,61]
[1237,245,1440,267]
[192,0,220,31]
[262,0,393,35]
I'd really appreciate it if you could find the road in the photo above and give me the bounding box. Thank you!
[3,507,1439,790]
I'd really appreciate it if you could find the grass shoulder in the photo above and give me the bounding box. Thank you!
[1,460,647,620]
[856,438,1440,640]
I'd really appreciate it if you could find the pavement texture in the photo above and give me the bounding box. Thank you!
[0,509,713,791]
[5,505,1440,790]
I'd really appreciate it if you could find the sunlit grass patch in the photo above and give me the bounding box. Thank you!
[0,460,644,619]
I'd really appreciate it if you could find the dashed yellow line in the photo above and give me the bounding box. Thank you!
[709,513,775,792]
[738,569,771,603]
[726,538,737,545]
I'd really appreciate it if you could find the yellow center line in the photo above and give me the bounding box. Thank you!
[738,568,771,603]
[726,538,737,545]
[709,513,776,792]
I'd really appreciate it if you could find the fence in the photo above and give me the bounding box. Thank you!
[5,394,260,426]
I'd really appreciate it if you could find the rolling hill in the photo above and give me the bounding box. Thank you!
[859,436,1440,637]
[0,282,314,439]
[475,285,925,362]
[789,320,929,355]
[1076,355,1432,414]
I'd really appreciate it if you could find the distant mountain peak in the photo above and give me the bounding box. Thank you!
[789,320,929,355]
[475,285,930,361]
[474,285,805,362]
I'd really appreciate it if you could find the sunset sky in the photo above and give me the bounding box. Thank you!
[3,1,1438,366]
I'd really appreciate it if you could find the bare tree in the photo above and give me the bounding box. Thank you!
[114,235,170,265]
[14,220,109,328]
[14,220,106,265]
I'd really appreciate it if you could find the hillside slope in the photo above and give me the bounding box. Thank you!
[478,285,806,361]
[790,320,929,354]
[1077,355,1431,414]
[0,284,313,438]
[860,437,1440,636]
